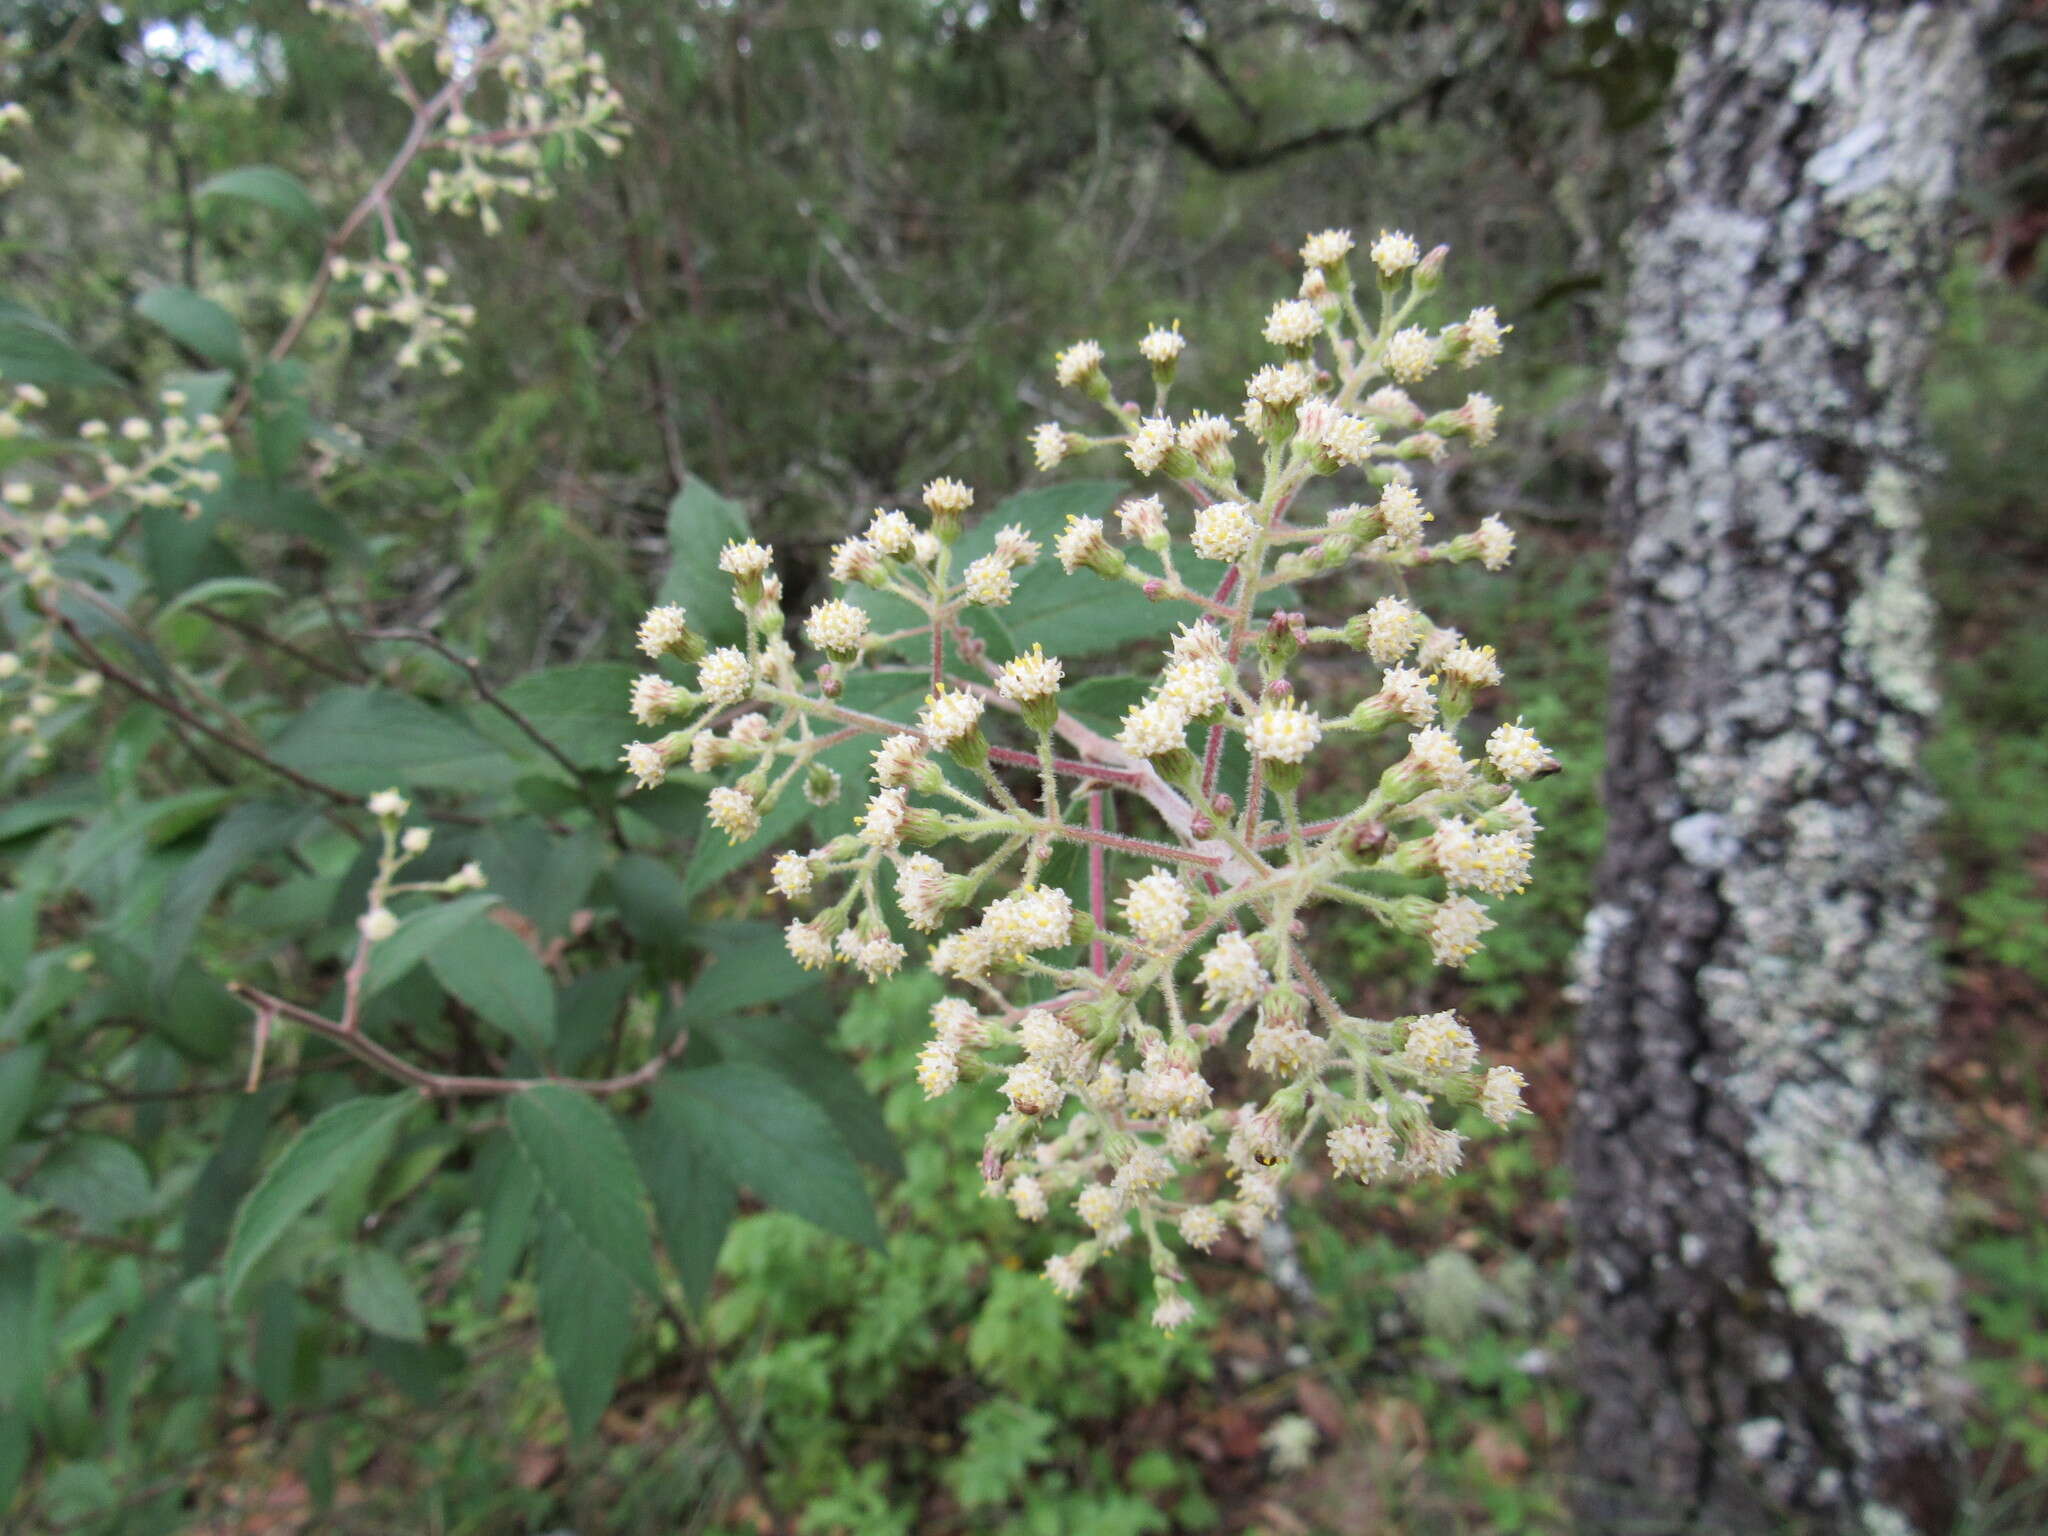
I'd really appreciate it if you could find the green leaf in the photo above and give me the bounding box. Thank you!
[155,576,287,626]
[271,687,522,794]
[154,798,312,992]
[708,1012,901,1176]
[223,1093,418,1304]
[133,285,245,369]
[31,1135,152,1229]
[682,784,808,900]
[535,1206,633,1440]
[658,477,750,647]
[506,1086,659,1295]
[632,1089,736,1312]
[0,304,120,388]
[426,918,555,1057]
[0,1239,39,1411]
[553,964,637,1073]
[657,1066,882,1249]
[473,1136,537,1311]
[180,1085,284,1276]
[676,924,815,1022]
[0,1413,27,1509]
[340,1246,427,1341]
[197,165,321,225]
[362,892,499,995]
[494,664,640,771]
[468,821,604,941]
[0,1045,45,1154]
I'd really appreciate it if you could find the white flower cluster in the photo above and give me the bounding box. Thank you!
[0,387,232,761]
[331,244,477,376]
[0,101,28,195]
[617,223,1546,1331]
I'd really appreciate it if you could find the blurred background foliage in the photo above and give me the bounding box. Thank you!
[1,0,2044,1530]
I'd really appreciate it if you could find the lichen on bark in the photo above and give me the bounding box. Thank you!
[1571,3,1987,1532]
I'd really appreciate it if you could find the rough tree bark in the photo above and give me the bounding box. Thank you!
[1572,4,1987,1533]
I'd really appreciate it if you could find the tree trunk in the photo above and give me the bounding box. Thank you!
[1571,4,1986,1532]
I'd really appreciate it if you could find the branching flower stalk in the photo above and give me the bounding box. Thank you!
[619,225,1554,1329]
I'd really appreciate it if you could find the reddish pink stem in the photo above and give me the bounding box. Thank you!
[1257,816,1341,849]
[1087,792,1108,977]
[987,745,1145,786]
[1054,821,1223,868]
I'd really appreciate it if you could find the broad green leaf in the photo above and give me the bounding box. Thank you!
[0,1238,40,1410]
[535,1207,633,1440]
[506,1086,659,1295]
[0,780,98,844]
[676,924,814,1022]
[0,1045,45,1154]
[552,964,636,1073]
[657,477,750,646]
[708,1012,901,1176]
[212,476,362,556]
[0,1413,26,1509]
[154,798,312,992]
[468,819,604,941]
[632,1090,737,1312]
[32,1135,153,1229]
[270,687,521,793]
[134,286,245,369]
[426,919,555,1057]
[223,1093,418,1303]
[607,854,695,958]
[0,306,120,388]
[361,891,499,995]
[472,1136,536,1310]
[682,784,809,900]
[197,165,321,225]
[98,1286,176,1456]
[62,788,234,889]
[494,663,641,771]
[155,576,287,626]
[340,1246,426,1341]
[658,1066,882,1249]
[250,360,313,478]
[251,1281,310,1410]
[180,1085,284,1276]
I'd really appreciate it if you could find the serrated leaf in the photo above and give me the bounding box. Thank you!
[495,663,641,771]
[631,1095,736,1312]
[340,1246,426,1341]
[708,1012,901,1176]
[426,918,554,1058]
[154,798,312,992]
[473,1136,536,1310]
[658,477,750,647]
[197,165,321,225]
[270,687,521,794]
[658,1065,882,1249]
[0,307,120,388]
[676,924,815,1022]
[467,821,604,942]
[506,1085,659,1295]
[361,891,499,995]
[0,1239,39,1411]
[31,1134,152,1229]
[223,1093,418,1304]
[134,286,245,369]
[155,576,287,626]
[179,1085,284,1277]
[535,1206,633,1440]
[0,1045,45,1154]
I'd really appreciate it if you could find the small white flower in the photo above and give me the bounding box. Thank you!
[1076,1183,1124,1234]
[1117,494,1166,544]
[1139,324,1185,366]
[400,826,432,855]
[922,478,973,517]
[787,919,835,969]
[1177,412,1234,463]
[367,789,411,819]
[803,598,870,655]
[1178,1205,1226,1250]
[1404,1124,1465,1178]
[981,885,1074,958]
[1245,361,1314,408]
[1473,514,1515,571]
[630,672,686,727]
[1159,657,1227,719]
[1054,339,1104,389]
[992,524,1041,565]
[1460,392,1502,445]
[872,733,928,789]
[1376,666,1436,724]
[1461,306,1509,362]
[1004,1062,1065,1118]
[859,787,910,849]
[854,932,906,980]
[1375,481,1431,545]
[1030,421,1070,471]
[1125,416,1176,475]
[919,687,984,747]
[358,906,400,943]
[1441,642,1502,691]
[830,536,881,583]
[717,538,773,581]
[1481,1064,1528,1125]
[1009,1175,1049,1220]
[1119,870,1190,948]
[894,851,950,929]
[1197,932,1268,1011]
[916,1037,960,1097]
[867,508,916,555]
[1045,1250,1088,1298]
[1116,697,1187,759]
[963,553,1014,606]
[706,785,760,843]
[1299,228,1354,268]
[1403,1010,1479,1074]
[1328,1122,1397,1182]
[1362,596,1422,663]
[770,850,815,899]
[1369,229,1420,277]
[1053,515,1108,573]
[697,647,752,706]
[1428,894,1494,967]
[1487,719,1551,781]
[622,741,669,790]
[995,644,1063,702]
[1246,699,1322,764]
[1263,299,1323,348]
[1192,500,1256,562]
[1385,326,1438,383]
